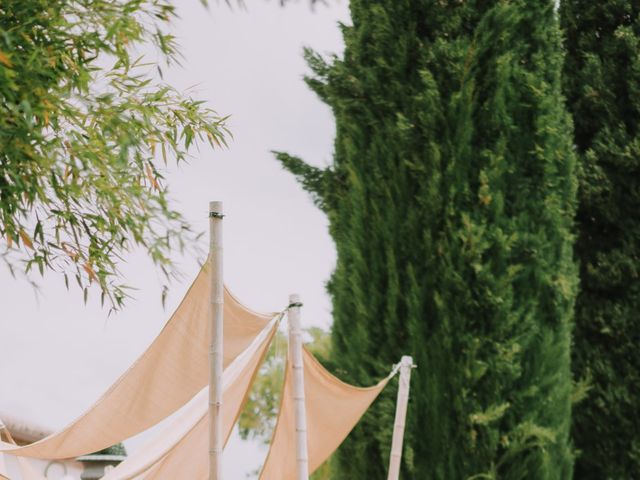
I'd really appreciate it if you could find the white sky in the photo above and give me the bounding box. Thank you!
[0,1,350,477]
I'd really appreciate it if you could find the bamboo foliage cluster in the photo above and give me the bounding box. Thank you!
[0,0,228,308]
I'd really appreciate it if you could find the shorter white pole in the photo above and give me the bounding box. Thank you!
[387,355,414,480]
[288,294,309,480]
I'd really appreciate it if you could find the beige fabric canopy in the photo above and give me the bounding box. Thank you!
[101,317,278,480]
[10,457,43,480]
[0,426,45,480]
[259,348,390,480]
[116,345,392,480]
[0,452,7,480]
[0,263,275,460]
[0,426,11,480]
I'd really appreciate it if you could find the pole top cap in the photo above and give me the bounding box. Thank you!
[209,201,223,213]
[400,355,413,366]
[289,293,301,304]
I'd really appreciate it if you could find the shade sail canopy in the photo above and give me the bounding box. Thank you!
[118,345,391,480]
[0,263,275,460]
[0,452,7,480]
[259,347,390,479]
[101,317,278,480]
[0,425,46,480]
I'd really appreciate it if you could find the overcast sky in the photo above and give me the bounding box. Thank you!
[0,1,350,477]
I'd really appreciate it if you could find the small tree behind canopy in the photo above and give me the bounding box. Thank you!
[560,1,640,477]
[0,0,228,307]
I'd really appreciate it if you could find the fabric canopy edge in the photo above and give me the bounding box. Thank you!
[259,346,396,479]
[124,315,282,480]
[0,261,281,460]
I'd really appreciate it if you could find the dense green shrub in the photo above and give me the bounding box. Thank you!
[278,1,577,478]
[560,1,640,477]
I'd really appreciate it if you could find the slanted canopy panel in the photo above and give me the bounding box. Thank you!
[11,457,44,480]
[0,427,45,480]
[0,263,275,460]
[101,317,278,480]
[0,451,7,480]
[260,347,390,480]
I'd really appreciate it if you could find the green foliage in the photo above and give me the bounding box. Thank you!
[560,1,640,477]
[0,0,228,308]
[278,0,577,478]
[94,442,127,457]
[310,457,335,480]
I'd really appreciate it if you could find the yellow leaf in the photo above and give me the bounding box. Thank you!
[19,229,34,250]
[208,132,222,148]
[0,51,12,68]
[145,163,160,190]
[83,263,98,283]
[62,242,79,262]
[6,233,13,249]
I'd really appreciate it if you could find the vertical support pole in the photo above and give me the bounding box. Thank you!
[288,294,309,480]
[387,355,414,480]
[0,419,7,479]
[209,201,224,480]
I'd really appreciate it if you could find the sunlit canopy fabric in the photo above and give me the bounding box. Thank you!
[0,263,275,460]
[0,426,10,480]
[11,456,44,480]
[259,348,391,480]
[101,317,278,480]
[0,426,45,480]
[0,452,7,480]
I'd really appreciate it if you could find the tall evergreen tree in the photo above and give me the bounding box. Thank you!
[277,1,577,478]
[560,2,640,477]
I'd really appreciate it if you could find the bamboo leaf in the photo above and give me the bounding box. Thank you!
[0,51,12,67]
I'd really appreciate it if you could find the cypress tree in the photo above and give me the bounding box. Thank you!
[560,2,640,477]
[277,1,577,478]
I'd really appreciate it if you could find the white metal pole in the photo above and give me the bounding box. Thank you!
[387,355,414,480]
[209,201,224,480]
[288,294,309,480]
